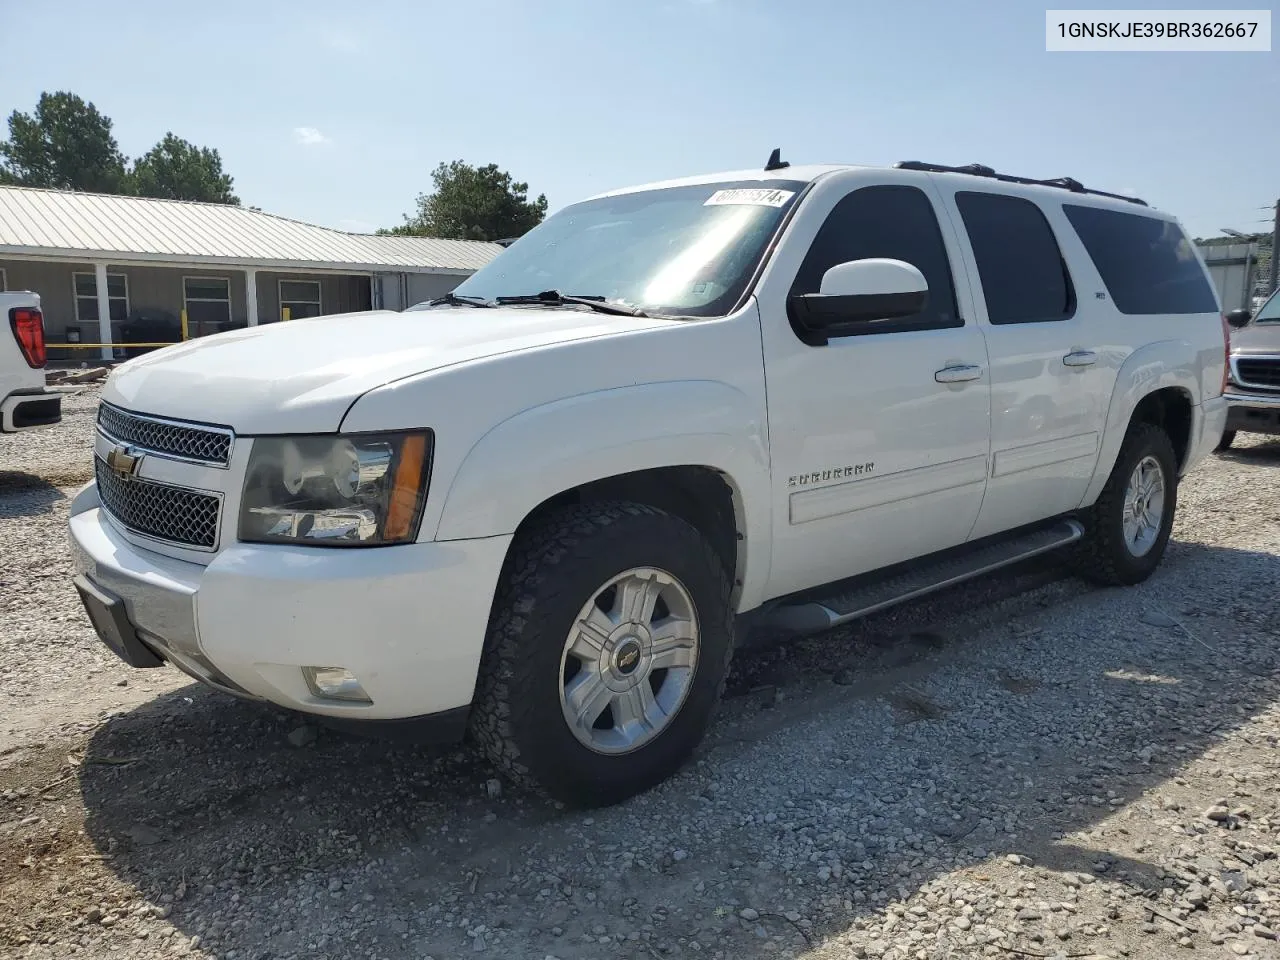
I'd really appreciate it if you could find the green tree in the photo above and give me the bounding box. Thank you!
[384,160,547,240]
[129,133,239,204]
[0,91,127,192]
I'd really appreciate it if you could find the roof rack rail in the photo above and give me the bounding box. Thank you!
[893,160,1148,207]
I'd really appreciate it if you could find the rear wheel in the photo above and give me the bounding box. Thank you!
[470,502,734,807]
[1078,422,1177,586]
[1215,429,1236,452]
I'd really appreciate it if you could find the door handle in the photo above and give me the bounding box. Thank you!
[934,364,983,384]
[1063,350,1097,367]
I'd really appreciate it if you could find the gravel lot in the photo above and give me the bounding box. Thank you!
[2,386,1280,960]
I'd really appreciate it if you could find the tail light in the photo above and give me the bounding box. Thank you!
[8,307,47,369]
[1220,313,1231,395]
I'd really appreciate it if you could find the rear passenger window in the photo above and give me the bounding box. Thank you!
[790,185,960,333]
[955,192,1074,325]
[1062,205,1218,315]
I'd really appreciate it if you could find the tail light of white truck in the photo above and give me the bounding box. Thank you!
[8,306,47,368]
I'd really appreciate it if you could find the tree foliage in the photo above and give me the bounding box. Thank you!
[384,160,547,241]
[0,91,127,192]
[128,133,239,204]
[0,91,240,204]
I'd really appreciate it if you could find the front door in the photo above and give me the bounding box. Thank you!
[757,173,992,599]
[935,186,1110,540]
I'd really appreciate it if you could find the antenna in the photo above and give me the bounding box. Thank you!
[764,148,790,172]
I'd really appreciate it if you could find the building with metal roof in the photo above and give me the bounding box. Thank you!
[0,185,505,360]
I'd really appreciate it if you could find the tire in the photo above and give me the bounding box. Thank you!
[1215,429,1236,452]
[1077,421,1178,587]
[470,501,734,807]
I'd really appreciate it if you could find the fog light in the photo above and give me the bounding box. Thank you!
[302,666,371,703]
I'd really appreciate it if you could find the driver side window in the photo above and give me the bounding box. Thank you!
[790,184,961,332]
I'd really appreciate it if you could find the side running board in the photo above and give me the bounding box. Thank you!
[765,518,1085,636]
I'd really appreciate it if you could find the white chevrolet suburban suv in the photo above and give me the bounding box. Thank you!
[69,155,1229,806]
[1,292,61,433]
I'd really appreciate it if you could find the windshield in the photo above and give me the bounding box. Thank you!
[433,180,807,318]
[1255,289,1280,324]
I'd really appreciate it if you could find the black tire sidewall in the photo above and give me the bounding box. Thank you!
[1094,425,1178,583]
[499,507,731,805]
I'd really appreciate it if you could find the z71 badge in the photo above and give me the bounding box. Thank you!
[788,462,875,487]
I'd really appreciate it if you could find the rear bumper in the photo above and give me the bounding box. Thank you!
[1225,390,1280,436]
[1,387,61,432]
[68,485,512,725]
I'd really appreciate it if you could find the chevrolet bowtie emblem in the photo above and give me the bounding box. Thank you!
[105,444,144,480]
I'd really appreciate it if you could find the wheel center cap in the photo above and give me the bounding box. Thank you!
[613,638,643,676]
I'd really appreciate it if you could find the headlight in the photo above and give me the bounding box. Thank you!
[239,431,433,546]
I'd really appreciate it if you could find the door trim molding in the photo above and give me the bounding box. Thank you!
[789,454,988,525]
[991,431,1099,479]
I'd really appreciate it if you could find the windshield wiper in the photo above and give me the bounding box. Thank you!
[494,290,649,317]
[427,292,494,308]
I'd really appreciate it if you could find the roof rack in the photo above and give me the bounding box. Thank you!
[893,160,1148,207]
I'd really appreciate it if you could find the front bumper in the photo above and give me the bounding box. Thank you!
[69,490,512,723]
[1225,390,1280,436]
[1,387,61,432]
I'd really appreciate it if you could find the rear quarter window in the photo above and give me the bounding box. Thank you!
[1062,205,1218,315]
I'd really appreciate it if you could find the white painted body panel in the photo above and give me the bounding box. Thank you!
[752,168,992,598]
[67,161,1228,723]
[0,291,58,432]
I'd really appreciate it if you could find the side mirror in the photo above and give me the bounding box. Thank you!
[1225,308,1252,329]
[787,258,928,346]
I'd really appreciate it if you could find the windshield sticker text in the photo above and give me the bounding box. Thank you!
[704,188,795,208]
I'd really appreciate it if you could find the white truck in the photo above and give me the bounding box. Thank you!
[1,292,61,433]
[69,155,1228,806]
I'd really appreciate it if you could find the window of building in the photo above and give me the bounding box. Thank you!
[1062,204,1218,315]
[955,192,1075,325]
[183,277,233,335]
[73,272,130,325]
[790,185,960,335]
[279,280,322,320]
[0,268,6,292]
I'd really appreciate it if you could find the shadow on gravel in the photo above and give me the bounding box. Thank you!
[0,472,67,517]
[75,543,1280,960]
[1218,437,1280,465]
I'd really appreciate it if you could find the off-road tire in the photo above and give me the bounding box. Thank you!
[1215,429,1236,452]
[1077,421,1178,587]
[470,501,734,807]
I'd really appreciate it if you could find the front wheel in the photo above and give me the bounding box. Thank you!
[1077,422,1177,586]
[470,502,734,807]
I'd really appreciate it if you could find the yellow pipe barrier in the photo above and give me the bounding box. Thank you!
[181,308,189,341]
[282,306,292,322]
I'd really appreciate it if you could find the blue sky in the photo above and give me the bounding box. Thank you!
[0,0,1274,240]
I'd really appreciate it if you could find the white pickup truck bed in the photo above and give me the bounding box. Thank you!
[0,291,60,432]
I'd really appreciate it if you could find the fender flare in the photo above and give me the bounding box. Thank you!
[432,380,772,610]
[1080,339,1200,507]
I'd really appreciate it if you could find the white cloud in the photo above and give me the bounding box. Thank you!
[293,126,331,147]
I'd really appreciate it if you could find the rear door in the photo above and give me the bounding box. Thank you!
[935,186,1112,539]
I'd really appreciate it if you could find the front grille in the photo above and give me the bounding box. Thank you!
[1235,358,1280,391]
[98,402,232,465]
[95,458,220,549]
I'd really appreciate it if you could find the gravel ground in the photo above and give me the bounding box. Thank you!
[2,388,1280,960]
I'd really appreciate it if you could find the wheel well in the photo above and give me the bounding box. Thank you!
[1131,387,1192,469]
[514,466,743,596]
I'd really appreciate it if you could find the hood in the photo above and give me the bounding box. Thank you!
[1230,321,1280,356]
[103,307,677,434]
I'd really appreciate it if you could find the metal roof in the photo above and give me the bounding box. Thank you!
[0,185,503,274]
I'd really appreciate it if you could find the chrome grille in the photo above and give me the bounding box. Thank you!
[95,458,220,549]
[97,402,232,465]
[1235,358,1280,391]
